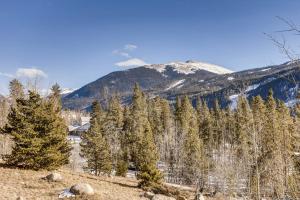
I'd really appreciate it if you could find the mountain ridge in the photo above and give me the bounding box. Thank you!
[62,60,300,110]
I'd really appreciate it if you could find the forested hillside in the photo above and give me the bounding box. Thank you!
[0,79,300,199]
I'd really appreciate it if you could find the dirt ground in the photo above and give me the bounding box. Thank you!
[0,167,149,200]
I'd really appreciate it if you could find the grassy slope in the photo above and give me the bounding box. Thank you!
[0,167,148,200]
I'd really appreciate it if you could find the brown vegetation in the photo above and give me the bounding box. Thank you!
[0,166,148,200]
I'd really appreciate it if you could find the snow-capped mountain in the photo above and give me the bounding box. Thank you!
[62,60,300,110]
[63,60,231,109]
[145,60,233,75]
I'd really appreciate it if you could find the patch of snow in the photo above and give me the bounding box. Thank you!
[261,68,271,72]
[164,183,194,191]
[165,79,185,91]
[285,99,300,107]
[81,116,90,123]
[227,76,234,81]
[287,60,300,65]
[68,125,80,132]
[67,135,81,144]
[229,94,239,110]
[126,170,137,179]
[199,80,204,82]
[61,88,77,95]
[245,84,260,93]
[145,60,233,75]
[58,189,75,198]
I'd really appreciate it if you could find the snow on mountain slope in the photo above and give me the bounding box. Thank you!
[145,60,233,75]
[165,79,185,91]
[61,88,77,95]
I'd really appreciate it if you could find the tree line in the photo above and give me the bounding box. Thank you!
[81,83,300,199]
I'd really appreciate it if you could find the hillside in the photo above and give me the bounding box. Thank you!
[0,166,229,200]
[0,167,150,200]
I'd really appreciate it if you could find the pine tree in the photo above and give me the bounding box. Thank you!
[182,118,203,184]
[262,90,284,198]
[80,101,112,175]
[160,99,174,166]
[102,95,124,169]
[234,95,254,196]
[211,100,223,150]
[39,85,71,169]
[3,91,71,170]
[49,83,62,111]
[9,79,24,107]
[136,120,162,188]
[277,101,296,197]
[293,103,300,197]
[250,95,266,200]
[128,83,148,166]
[179,96,203,184]
[198,100,213,186]
[116,105,131,176]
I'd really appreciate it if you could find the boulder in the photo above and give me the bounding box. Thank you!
[144,191,155,199]
[16,197,25,200]
[194,193,205,200]
[46,172,63,182]
[151,194,176,200]
[70,183,94,195]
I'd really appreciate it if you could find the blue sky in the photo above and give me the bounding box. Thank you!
[1,0,300,94]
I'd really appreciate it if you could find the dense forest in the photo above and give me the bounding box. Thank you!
[0,79,300,199]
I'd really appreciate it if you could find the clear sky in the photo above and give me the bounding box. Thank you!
[1,0,300,94]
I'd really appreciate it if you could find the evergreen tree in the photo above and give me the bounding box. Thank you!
[3,91,71,170]
[117,105,131,176]
[128,83,148,166]
[136,120,162,188]
[148,97,164,155]
[234,95,254,196]
[180,96,203,184]
[250,95,266,199]
[262,90,284,198]
[211,100,224,150]
[9,79,24,107]
[102,95,124,169]
[198,100,213,186]
[80,101,112,175]
[49,83,62,111]
[182,117,203,184]
[277,101,297,197]
[293,103,300,197]
[160,99,174,165]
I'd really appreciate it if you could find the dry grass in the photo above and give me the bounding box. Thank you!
[0,166,148,200]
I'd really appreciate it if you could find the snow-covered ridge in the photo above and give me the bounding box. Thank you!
[145,60,233,75]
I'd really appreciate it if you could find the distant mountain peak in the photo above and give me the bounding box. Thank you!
[145,60,233,75]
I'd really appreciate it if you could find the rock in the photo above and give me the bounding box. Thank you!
[151,194,176,200]
[70,183,94,195]
[194,193,205,200]
[144,191,155,199]
[46,172,63,182]
[16,197,25,200]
